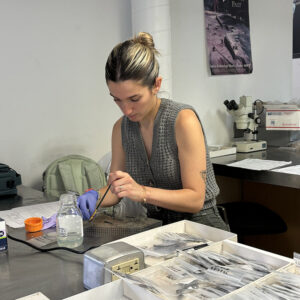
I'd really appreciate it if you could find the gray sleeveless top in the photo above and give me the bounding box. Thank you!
[121,98,219,223]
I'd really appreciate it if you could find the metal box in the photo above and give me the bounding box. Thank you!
[83,241,144,290]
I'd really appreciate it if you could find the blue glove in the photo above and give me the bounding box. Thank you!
[42,213,57,229]
[77,190,98,220]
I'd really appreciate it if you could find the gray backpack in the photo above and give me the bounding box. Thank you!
[43,154,107,200]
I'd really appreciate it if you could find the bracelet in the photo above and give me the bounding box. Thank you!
[141,186,147,204]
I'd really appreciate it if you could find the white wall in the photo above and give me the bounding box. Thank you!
[0,0,131,189]
[171,0,293,145]
[0,0,293,189]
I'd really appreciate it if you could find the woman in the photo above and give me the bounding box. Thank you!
[77,32,228,230]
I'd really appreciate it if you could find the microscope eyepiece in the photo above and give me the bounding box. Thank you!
[224,99,239,110]
[224,100,232,110]
[229,100,239,110]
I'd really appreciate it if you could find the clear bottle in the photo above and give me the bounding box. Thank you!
[56,193,83,248]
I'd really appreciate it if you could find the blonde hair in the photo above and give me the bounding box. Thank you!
[105,32,160,88]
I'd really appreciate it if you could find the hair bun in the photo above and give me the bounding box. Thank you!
[106,31,160,86]
[133,32,159,55]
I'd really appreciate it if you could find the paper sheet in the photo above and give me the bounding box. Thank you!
[16,292,50,300]
[0,202,59,228]
[227,159,292,171]
[271,164,300,175]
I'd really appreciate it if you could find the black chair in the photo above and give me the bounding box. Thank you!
[218,202,287,242]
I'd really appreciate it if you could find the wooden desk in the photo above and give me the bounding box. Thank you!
[211,147,300,257]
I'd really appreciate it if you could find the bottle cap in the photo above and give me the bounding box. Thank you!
[24,217,43,232]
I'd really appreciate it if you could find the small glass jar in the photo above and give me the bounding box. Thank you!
[56,193,83,248]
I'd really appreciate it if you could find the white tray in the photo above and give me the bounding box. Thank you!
[117,220,237,266]
[133,239,292,300]
[64,279,161,300]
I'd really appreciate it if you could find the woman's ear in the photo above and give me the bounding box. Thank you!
[153,76,162,94]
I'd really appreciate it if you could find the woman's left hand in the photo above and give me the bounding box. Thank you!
[109,170,145,202]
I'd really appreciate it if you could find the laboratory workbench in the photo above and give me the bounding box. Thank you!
[211,146,300,189]
[0,186,121,300]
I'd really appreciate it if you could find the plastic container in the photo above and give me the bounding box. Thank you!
[56,193,83,248]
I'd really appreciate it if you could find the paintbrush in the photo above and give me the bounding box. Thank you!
[88,183,112,222]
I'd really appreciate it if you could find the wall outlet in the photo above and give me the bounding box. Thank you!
[111,257,140,281]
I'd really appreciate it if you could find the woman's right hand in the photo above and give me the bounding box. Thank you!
[109,170,145,203]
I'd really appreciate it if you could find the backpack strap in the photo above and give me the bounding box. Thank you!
[58,162,77,193]
[84,163,106,190]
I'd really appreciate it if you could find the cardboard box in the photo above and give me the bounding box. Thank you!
[265,104,300,130]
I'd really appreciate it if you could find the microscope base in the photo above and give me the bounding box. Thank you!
[232,140,267,153]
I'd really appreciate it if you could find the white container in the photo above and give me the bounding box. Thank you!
[64,278,161,300]
[56,193,83,248]
[225,262,298,299]
[132,239,292,300]
[197,239,292,268]
[118,220,237,266]
[200,240,293,299]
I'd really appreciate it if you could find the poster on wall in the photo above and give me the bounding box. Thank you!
[204,0,253,75]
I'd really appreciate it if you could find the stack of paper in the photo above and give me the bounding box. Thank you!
[272,165,300,175]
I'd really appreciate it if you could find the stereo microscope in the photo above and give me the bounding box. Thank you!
[224,95,267,153]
